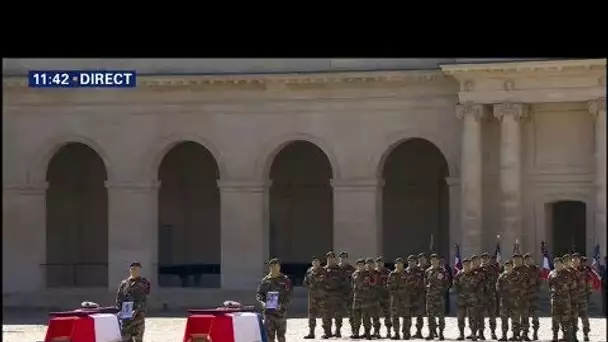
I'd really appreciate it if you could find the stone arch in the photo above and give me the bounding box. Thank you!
[379,137,451,261]
[28,134,113,184]
[254,132,341,182]
[142,133,226,182]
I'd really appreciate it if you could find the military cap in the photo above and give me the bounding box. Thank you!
[462,258,471,264]
[553,257,563,263]
[326,251,336,258]
[129,261,142,268]
[430,253,439,259]
[523,253,532,259]
[395,257,404,263]
[407,255,417,261]
[504,260,513,265]
[481,252,490,258]
[471,255,480,260]
[356,258,365,265]
[339,251,349,257]
[562,253,571,259]
[311,255,319,261]
[375,256,384,262]
[268,258,280,265]
[512,253,522,259]
[365,258,375,264]
[417,253,427,258]
[572,253,581,259]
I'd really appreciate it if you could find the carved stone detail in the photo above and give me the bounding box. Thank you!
[456,103,486,121]
[588,97,606,118]
[503,79,516,91]
[462,79,475,92]
[494,102,529,122]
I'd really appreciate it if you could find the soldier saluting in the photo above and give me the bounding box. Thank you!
[496,260,518,341]
[256,258,293,342]
[116,261,151,342]
[303,256,327,339]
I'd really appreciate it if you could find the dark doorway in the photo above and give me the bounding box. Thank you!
[547,200,586,256]
[46,143,108,287]
[269,141,333,285]
[381,138,450,261]
[157,141,220,288]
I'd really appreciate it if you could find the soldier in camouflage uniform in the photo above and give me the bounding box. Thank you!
[388,257,408,340]
[374,256,392,338]
[338,251,357,337]
[303,256,327,339]
[480,252,499,340]
[454,258,480,341]
[470,255,486,340]
[424,254,449,341]
[402,255,422,340]
[256,258,293,342]
[496,260,518,341]
[549,257,573,342]
[524,253,541,340]
[116,261,151,342]
[414,253,430,339]
[322,251,348,338]
[571,253,591,342]
[352,258,375,340]
[512,254,531,341]
[365,258,382,338]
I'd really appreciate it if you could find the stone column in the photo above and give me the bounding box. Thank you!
[445,177,461,261]
[332,179,382,258]
[107,181,159,289]
[494,103,528,253]
[218,180,266,290]
[456,103,487,257]
[589,98,607,256]
[2,183,47,293]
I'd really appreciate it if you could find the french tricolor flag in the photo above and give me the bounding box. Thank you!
[540,241,553,280]
[589,244,602,291]
[454,244,463,271]
[494,241,502,265]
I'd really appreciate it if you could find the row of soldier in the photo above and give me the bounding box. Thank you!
[300,251,594,341]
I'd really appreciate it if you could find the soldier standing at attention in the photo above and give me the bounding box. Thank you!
[256,258,293,342]
[469,255,486,340]
[454,259,479,341]
[571,253,591,341]
[352,258,374,340]
[303,256,327,339]
[479,252,499,340]
[363,258,381,338]
[440,257,453,315]
[496,260,518,341]
[403,255,421,340]
[338,251,357,337]
[424,254,449,341]
[322,251,347,338]
[387,257,408,340]
[512,254,531,341]
[414,253,430,339]
[116,261,151,342]
[374,256,393,338]
[548,257,573,342]
[561,254,577,341]
[523,253,541,340]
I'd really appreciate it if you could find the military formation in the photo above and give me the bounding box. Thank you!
[255,250,597,342]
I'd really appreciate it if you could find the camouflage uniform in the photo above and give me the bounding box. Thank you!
[425,260,449,340]
[115,275,150,342]
[548,260,573,342]
[524,257,541,339]
[496,262,519,341]
[480,258,499,338]
[470,256,486,339]
[256,270,293,342]
[512,259,531,340]
[374,257,392,337]
[339,259,356,336]
[387,258,408,339]
[403,256,422,339]
[572,261,591,340]
[351,259,375,339]
[415,255,430,338]
[303,262,328,337]
[454,260,481,341]
[322,259,348,337]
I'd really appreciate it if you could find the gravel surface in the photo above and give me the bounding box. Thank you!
[3,315,606,342]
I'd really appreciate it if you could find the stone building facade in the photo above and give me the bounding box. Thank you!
[2,58,606,307]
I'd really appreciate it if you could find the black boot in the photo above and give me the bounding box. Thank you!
[425,331,436,340]
[334,328,342,338]
[414,330,424,339]
[552,332,559,342]
[391,333,401,340]
[532,330,538,341]
[458,329,466,341]
[321,330,331,339]
[522,332,531,341]
[479,332,487,340]
[303,329,315,339]
[499,334,507,341]
[403,331,411,340]
[439,331,445,341]
[363,329,372,340]
[491,331,498,340]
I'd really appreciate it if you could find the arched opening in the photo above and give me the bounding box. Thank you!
[157,141,220,288]
[545,200,587,256]
[381,138,450,261]
[45,142,108,287]
[269,140,333,285]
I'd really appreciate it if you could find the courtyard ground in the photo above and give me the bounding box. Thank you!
[3,310,606,342]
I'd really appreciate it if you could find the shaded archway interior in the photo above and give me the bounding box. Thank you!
[46,142,108,287]
[546,200,587,256]
[157,141,221,288]
[269,140,333,285]
[381,138,449,261]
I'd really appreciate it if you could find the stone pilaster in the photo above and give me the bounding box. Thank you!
[445,177,461,261]
[2,183,48,293]
[456,103,487,257]
[107,181,159,290]
[332,179,383,258]
[589,98,607,256]
[494,103,528,253]
[218,180,266,290]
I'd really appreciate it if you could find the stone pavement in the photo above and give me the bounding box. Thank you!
[3,315,607,342]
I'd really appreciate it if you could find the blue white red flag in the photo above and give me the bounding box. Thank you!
[540,241,553,280]
[454,244,463,271]
[494,241,502,264]
[589,244,602,291]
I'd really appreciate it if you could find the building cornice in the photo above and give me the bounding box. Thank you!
[440,58,606,76]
